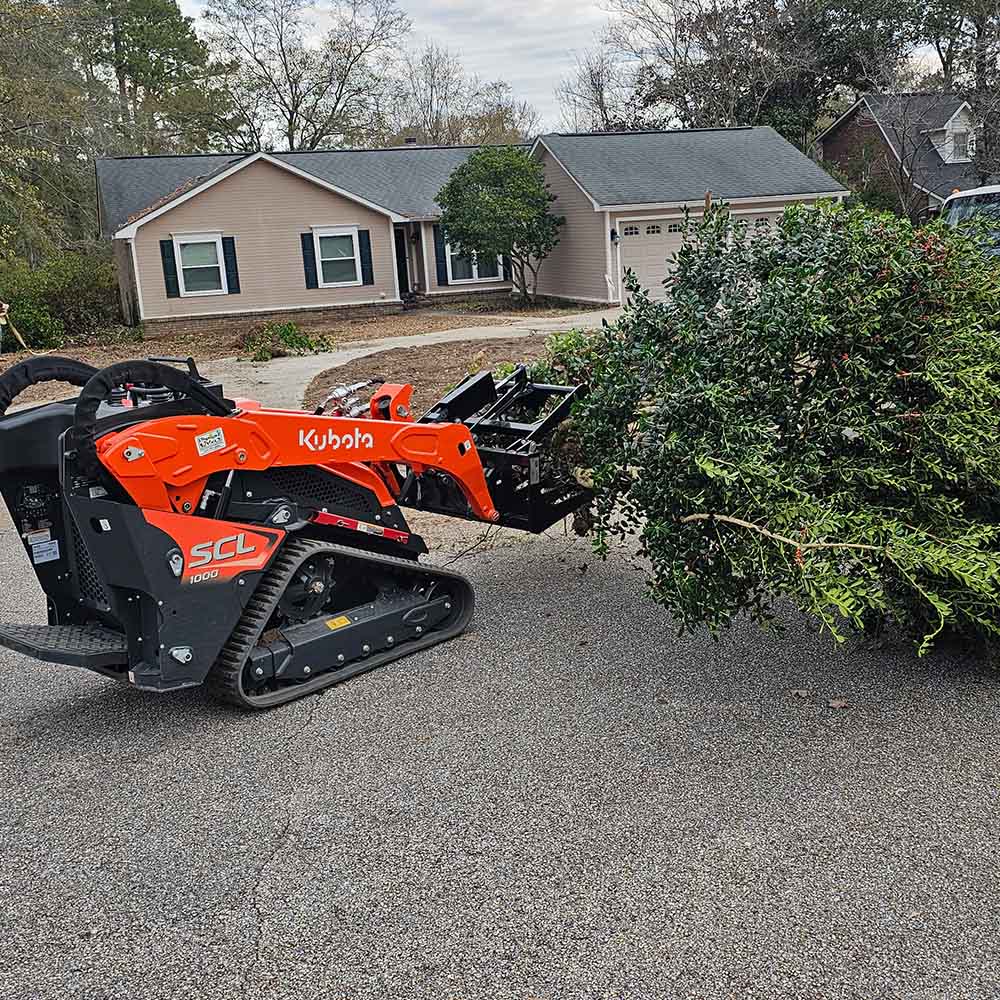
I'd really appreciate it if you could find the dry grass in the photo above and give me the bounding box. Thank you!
[303,334,552,415]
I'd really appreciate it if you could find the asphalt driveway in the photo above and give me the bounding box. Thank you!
[1,528,999,999]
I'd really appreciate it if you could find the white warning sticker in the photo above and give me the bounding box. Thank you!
[31,539,60,564]
[24,529,51,546]
[195,427,227,457]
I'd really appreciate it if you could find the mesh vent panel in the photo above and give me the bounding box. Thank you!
[265,467,380,518]
[70,516,109,606]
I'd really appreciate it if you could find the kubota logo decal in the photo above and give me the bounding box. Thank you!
[190,532,257,568]
[299,427,374,452]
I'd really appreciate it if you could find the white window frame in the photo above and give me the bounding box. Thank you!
[445,243,505,284]
[952,129,971,162]
[312,225,362,289]
[173,231,227,298]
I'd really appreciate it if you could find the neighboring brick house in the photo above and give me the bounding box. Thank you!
[95,128,844,334]
[818,92,981,217]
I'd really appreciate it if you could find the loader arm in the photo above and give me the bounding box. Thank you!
[94,408,501,523]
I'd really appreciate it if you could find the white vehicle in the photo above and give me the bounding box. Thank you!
[941,184,1000,254]
[942,183,1000,226]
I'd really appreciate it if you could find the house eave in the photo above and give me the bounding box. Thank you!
[598,191,846,213]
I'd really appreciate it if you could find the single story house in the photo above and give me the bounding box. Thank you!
[95,128,845,333]
[817,92,981,216]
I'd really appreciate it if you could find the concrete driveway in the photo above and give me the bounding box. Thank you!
[202,307,622,408]
[1,527,998,999]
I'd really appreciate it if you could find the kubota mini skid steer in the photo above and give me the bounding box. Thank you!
[0,355,589,708]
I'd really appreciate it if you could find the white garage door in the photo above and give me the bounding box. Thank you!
[619,221,685,301]
[620,212,786,301]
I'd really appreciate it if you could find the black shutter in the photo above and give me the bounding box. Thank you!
[159,240,180,298]
[502,255,512,282]
[433,224,448,285]
[222,236,240,294]
[358,229,374,286]
[301,233,318,289]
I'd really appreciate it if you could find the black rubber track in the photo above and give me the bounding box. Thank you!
[206,537,474,710]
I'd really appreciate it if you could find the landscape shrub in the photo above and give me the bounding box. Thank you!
[242,321,325,362]
[559,203,1000,652]
[0,249,118,350]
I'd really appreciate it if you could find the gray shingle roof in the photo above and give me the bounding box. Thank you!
[95,146,493,236]
[537,127,846,206]
[95,129,845,238]
[96,153,241,238]
[858,93,979,199]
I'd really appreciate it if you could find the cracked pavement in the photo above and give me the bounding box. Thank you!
[1,525,1000,999]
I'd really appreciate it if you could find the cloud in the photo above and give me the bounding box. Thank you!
[181,0,607,127]
[406,0,607,124]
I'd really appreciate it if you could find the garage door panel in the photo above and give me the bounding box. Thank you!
[620,221,684,301]
[620,211,787,300]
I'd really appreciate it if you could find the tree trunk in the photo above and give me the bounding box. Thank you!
[109,1,130,128]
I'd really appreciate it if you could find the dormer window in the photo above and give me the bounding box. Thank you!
[954,130,970,161]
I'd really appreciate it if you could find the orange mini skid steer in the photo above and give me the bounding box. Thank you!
[0,356,589,708]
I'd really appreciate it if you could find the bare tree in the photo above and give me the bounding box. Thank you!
[387,42,538,145]
[555,46,650,131]
[603,0,809,127]
[204,0,410,151]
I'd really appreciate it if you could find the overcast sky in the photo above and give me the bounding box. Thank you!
[179,0,607,128]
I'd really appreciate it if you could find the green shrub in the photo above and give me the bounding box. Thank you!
[0,249,118,350]
[242,321,325,362]
[565,203,1000,653]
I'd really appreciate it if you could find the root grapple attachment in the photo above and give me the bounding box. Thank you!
[0,355,590,709]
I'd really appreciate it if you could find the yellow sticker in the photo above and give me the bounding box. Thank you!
[325,615,351,631]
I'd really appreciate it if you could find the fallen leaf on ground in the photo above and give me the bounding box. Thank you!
[827,698,850,710]
[790,688,809,698]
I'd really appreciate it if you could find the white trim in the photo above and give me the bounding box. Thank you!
[604,192,844,213]
[531,138,602,210]
[424,285,512,297]
[603,209,619,304]
[615,229,623,303]
[113,151,404,238]
[546,293,617,305]
[173,231,227,297]
[128,238,145,321]
[313,225,362,288]
[389,220,401,300]
[420,222,432,293]
[942,102,973,132]
[143,298,401,322]
[614,204,818,225]
[444,242,505,284]
[949,127,972,163]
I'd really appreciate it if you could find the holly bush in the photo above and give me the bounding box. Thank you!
[565,203,1000,651]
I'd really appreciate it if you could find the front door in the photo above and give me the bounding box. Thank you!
[394,227,410,297]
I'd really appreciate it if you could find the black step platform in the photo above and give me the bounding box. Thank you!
[0,623,128,668]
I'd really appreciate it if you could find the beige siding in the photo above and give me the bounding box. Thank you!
[534,147,611,303]
[421,222,512,296]
[134,159,398,320]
